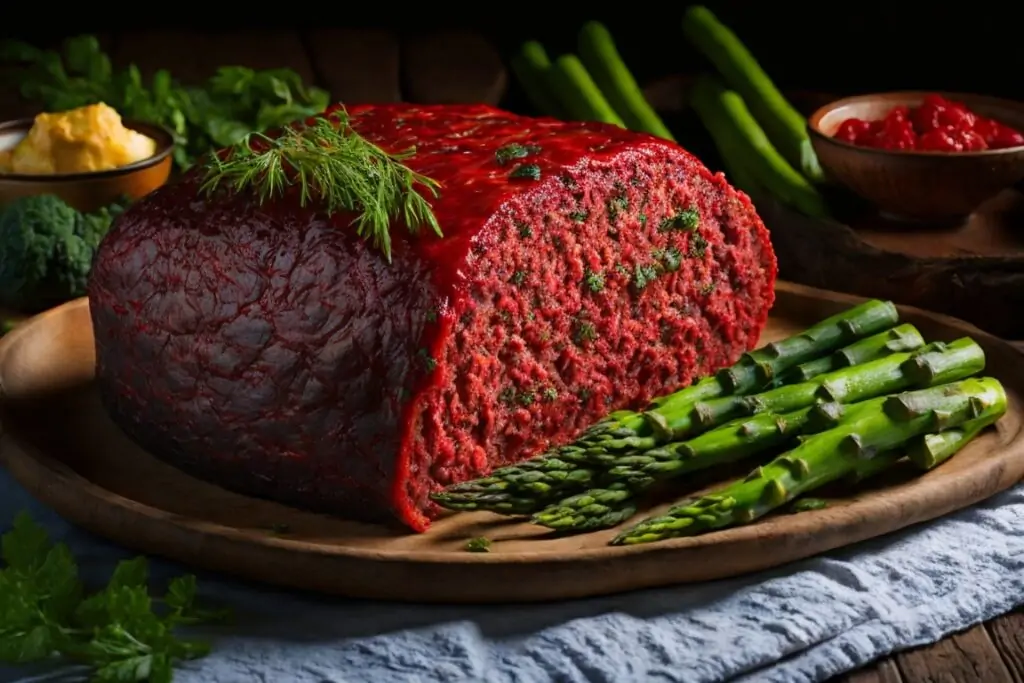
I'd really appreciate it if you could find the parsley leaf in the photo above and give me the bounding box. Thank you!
[2,511,51,572]
[0,511,228,681]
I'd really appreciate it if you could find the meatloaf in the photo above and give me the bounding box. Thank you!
[88,103,777,532]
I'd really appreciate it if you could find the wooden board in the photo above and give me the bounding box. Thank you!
[1,286,1023,604]
[757,193,1024,341]
[641,74,1024,340]
[4,280,1019,602]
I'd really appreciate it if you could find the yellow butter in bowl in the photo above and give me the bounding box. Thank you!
[0,103,157,175]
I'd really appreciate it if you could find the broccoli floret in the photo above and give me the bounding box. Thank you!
[74,196,130,245]
[0,194,127,311]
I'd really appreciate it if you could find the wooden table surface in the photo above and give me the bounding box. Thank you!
[1,28,1023,683]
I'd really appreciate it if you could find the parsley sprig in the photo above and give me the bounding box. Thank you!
[0,512,228,682]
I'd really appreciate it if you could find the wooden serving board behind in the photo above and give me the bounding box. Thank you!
[1,281,1023,603]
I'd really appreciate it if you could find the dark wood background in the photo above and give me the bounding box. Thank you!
[7,1,1024,100]
[3,7,1024,683]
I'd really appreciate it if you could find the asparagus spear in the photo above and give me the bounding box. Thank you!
[534,483,639,532]
[689,74,828,218]
[538,338,986,533]
[509,41,566,119]
[598,396,884,485]
[830,406,1000,486]
[532,407,812,531]
[656,298,899,410]
[533,399,887,531]
[907,412,1001,470]
[845,411,999,486]
[548,55,625,126]
[682,6,824,184]
[532,398,882,530]
[431,300,899,512]
[612,377,1007,545]
[645,338,984,441]
[777,324,923,385]
[577,21,675,140]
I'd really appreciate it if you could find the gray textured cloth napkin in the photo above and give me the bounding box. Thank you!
[3,468,1022,683]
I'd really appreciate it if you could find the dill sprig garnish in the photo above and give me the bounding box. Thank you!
[199,110,443,261]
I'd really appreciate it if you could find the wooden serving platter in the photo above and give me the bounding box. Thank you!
[1,281,1023,604]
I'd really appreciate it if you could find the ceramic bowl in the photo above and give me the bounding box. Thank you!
[0,118,175,213]
[807,92,1024,223]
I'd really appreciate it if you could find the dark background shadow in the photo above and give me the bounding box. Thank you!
[4,1,1024,100]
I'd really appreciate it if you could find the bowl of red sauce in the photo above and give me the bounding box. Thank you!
[807,92,1024,223]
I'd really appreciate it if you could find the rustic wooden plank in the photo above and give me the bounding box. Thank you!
[114,30,315,85]
[0,33,115,120]
[304,28,401,104]
[401,30,507,105]
[986,611,1024,682]
[894,625,1013,682]
[836,658,904,683]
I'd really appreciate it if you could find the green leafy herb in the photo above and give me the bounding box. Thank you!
[699,280,716,295]
[638,214,648,227]
[201,111,442,262]
[659,206,700,232]
[689,233,708,259]
[464,537,492,552]
[516,222,533,238]
[542,387,558,402]
[568,211,589,223]
[583,269,605,293]
[417,348,437,372]
[499,387,518,405]
[574,321,598,345]
[510,270,527,286]
[0,36,331,170]
[0,511,228,681]
[658,247,682,273]
[607,195,629,221]
[494,143,541,166]
[632,264,659,292]
[498,386,537,407]
[509,164,541,181]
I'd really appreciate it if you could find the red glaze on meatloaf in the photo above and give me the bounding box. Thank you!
[88,103,777,531]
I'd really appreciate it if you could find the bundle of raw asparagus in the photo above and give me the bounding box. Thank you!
[431,300,1007,546]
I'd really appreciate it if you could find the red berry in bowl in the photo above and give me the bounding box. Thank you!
[832,94,1024,153]
[919,129,961,152]
[990,125,1024,149]
[835,118,871,143]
